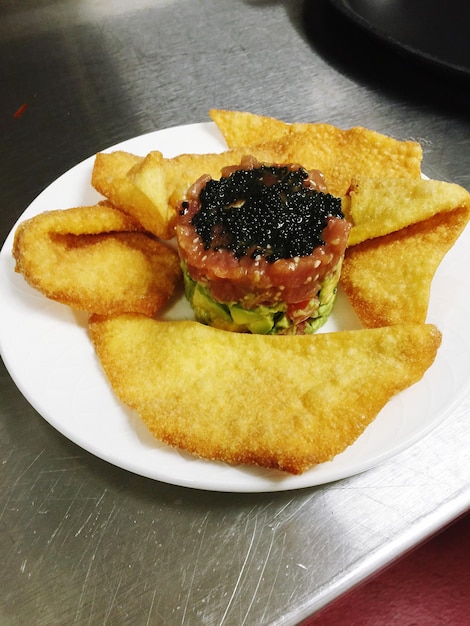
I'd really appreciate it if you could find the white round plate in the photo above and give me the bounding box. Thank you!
[1,122,470,492]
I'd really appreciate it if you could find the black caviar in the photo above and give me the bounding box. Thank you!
[189,165,343,263]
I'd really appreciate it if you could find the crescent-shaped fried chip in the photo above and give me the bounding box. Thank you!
[89,316,441,474]
[13,205,182,316]
[340,206,470,327]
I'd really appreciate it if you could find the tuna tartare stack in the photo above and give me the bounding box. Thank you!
[176,157,351,334]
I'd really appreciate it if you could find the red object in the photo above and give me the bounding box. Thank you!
[304,512,470,626]
[14,103,28,118]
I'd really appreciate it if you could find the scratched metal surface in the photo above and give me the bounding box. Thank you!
[1,1,470,624]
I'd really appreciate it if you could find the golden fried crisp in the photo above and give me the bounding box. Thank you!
[209,108,293,147]
[209,108,338,146]
[127,145,290,237]
[209,109,423,196]
[91,150,143,199]
[340,206,470,328]
[127,151,178,238]
[92,150,176,240]
[13,205,182,316]
[89,315,441,474]
[261,129,422,197]
[344,177,470,246]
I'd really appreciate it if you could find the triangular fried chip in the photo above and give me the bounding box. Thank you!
[126,150,178,238]
[209,108,293,146]
[345,177,470,245]
[13,206,182,316]
[89,316,441,474]
[127,145,292,237]
[340,206,470,328]
[91,151,175,240]
[209,108,342,147]
[209,110,423,195]
[91,150,143,201]
[263,128,422,196]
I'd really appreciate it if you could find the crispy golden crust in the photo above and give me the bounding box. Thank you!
[89,316,441,474]
[261,128,422,197]
[92,150,176,240]
[340,206,470,327]
[13,205,182,316]
[209,108,294,146]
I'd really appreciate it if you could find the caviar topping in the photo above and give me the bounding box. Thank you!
[190,165,344,263]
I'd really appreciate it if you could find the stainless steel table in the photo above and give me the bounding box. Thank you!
[1,2,469,624]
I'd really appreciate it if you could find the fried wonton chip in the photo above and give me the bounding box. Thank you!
[209,108,293,147]
[261,128,422,196]
[13,205,182,316]
[345,177,470,246]
[209,108,341,146]
[92,151,175,240]
[127,145,288,236]
[340,206,470,328]
[209,109,423,195]
[89,316,441,474]
[127,150,178,238]
[91,150,143,200]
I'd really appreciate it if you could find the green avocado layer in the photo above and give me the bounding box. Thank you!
[182,262,342,335]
